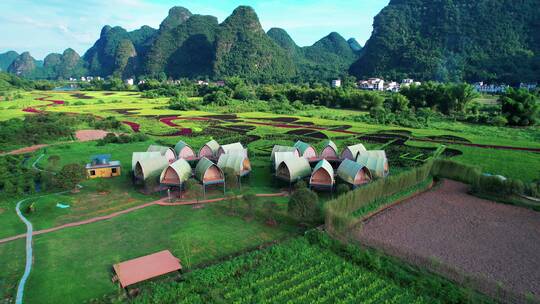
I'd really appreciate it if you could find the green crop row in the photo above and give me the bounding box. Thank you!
[132,238,435,304]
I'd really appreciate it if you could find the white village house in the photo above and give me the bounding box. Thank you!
[332,79,342,88]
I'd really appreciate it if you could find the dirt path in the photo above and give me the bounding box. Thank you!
[0,192,289,245]
[1,130,110,156]
[356,179,540,303]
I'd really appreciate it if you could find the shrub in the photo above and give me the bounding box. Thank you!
[490,115,508,126]
[203,91,232,106]
[472,176,525,196]
[54,163,86,190]
[223,168,238,188]
[294,180,307,191]
[168,93,196,110]
[243,194,257,218]
[336,184,350,195]
[430,159,481,184]
[97,133,148,146]
[288,188,320,222]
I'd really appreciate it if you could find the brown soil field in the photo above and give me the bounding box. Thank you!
[356,179,540,303]
[75,130,110,141]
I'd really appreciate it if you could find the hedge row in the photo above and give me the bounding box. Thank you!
[432,159,537,198]
[325,160,433,235]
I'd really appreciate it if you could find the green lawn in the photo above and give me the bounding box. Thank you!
[451,146,540,183]
[0,203,299,303]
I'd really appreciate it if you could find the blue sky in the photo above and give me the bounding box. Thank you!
[0,0,389,59]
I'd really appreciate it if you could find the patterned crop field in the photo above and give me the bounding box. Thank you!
[134,238,436,304]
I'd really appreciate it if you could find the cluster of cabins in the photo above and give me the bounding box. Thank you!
[130,138,388,196]
[131,140,251,195]
[272,141,389,191]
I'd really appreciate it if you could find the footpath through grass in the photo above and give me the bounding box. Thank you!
[0,203,299,304]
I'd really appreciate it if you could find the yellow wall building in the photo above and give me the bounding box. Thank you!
[86,155,121,179]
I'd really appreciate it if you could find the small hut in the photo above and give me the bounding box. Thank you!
[337,159,372,187]
[273,151,297,171]
[132,152,162,171]
[174,141,197,161]
[341,144,367,161]
[271,145,300,166]
[217,153,251,188]
[199,140,220,160]
[147,145,176,164]
[86,154,121,179]
[294,141,318,161]
[320,140,339,162]
[310,160,335,190]
[195,157,225,195]
[275,155,312,185]
[133,156,170,192]
[217,142,246,158]
[356,154,389,178]
[160,159,192,190]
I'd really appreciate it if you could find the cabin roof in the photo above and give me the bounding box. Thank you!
[356,154,388,177]
[160,159,192,184]
[136,156,169,180]
[220,142,244,153]
[86,160,121,169]
[195,157,221,181]
[312,159,335,184]
[271,145,299,161]
[323,140,338,153]
[337,159,370,184]
[203,140,221,153]
[132,152,163,170]
[358,150,387,160]
[344,144,367,157]
[217,153,249,175]
[174,140,193,155]
[294,141,315,155]
[278,157,311,181]
[147,145,175,156]
[273,152,297,170]
[113,250,182,288]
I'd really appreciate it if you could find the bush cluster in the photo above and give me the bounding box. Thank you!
[97,133,148,146]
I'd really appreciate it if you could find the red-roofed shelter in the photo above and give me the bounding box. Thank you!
[113,250,182,288]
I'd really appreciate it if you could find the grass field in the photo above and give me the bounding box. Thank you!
[0,89,538,303]
[451,146,540,183]
[0,202,300,303]
[2,91,538,149]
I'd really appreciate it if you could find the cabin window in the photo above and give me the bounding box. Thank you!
[90,170,96,176]
[112,168,117,174]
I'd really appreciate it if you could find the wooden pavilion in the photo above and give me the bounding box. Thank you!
[113,250,182,289]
